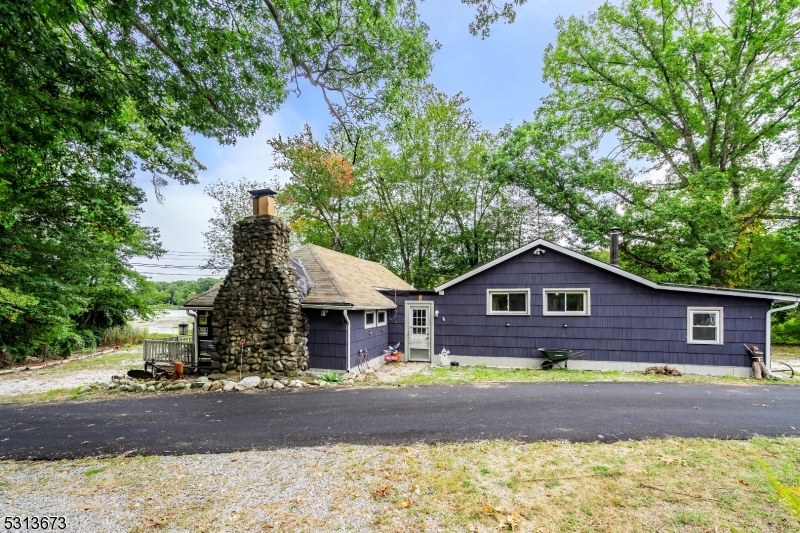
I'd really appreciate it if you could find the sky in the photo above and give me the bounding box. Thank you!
[133,0,610,281]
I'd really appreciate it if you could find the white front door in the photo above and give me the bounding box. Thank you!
[405,302,433,362]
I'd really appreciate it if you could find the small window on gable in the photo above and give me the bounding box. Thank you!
[365,311,376,328]
[543,289,590,315]
[687,307,723,344]
[487,289,530,315]
[377,310,387,326]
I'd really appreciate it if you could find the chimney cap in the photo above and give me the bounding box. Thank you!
[249,188,277,199]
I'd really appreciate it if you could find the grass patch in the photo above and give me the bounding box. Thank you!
[773,344,800,360]
[0,384,113,404]
[383,364,800,387]
[0,438,797,532]
[0,349,141,380]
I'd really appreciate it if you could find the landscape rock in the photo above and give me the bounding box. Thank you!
[77,386,91,394]
[195,376,209,384]
[201,382,212,391]
[207,373,226,381]
[287,380,304,388]
[271,381,284,389]
[222,382,236,392]
[238,376,261,389]
[234,384,246,391]
[258,378,275,389]
[191,381,206,389]
[209,381,223,392]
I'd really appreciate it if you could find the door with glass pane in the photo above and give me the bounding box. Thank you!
[405,301,433,362]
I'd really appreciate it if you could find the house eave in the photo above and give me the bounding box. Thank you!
[301,303,396,310]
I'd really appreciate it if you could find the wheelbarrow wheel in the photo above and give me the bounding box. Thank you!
[541,360,554,371]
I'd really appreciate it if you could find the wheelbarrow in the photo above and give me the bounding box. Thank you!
[537,348,587,370]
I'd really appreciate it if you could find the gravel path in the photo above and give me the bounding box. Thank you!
[0,447,395,533]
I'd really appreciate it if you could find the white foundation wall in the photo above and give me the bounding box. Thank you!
[442,354,754,378]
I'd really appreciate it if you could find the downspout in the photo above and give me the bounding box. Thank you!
[766,300,799,372]
[186,310,198,368]
[343,310,351,372]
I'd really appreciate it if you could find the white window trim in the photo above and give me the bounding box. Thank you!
[364,309,390,329]
[542,288,591,316]
[486,288,531,316]
[364,311,376,329]
[687,307,724,345]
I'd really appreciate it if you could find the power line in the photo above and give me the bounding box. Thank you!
[131,263,217,269]
[138,271,226,277]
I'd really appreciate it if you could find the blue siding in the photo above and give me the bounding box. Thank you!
[385,248,770,368]
[306,310,347,370]
[348,311,390,368]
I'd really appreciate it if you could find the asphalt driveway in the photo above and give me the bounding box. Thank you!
[1,382,798,460]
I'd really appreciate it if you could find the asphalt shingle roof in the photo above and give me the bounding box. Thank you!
[182,244,412,309]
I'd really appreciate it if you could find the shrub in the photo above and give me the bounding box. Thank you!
[320,371,343,383]
[773,316,800,345]
[102,324,149,346]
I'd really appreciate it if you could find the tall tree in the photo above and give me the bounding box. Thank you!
[0,0,436,357]
[270,126,359,252]
[493,0,800,286]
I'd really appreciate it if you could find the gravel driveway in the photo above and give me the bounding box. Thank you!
[1,447,392,533]
[0,353,140,397]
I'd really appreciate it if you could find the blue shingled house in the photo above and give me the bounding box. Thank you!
[185,236,798,378]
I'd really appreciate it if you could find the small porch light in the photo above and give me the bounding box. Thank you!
[178,323,189,336]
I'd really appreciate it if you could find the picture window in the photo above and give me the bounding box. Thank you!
[487,289,530,315]
[543,289,590,315]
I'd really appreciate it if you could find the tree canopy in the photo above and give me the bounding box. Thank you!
[1,0,440,358]
[493,0,800,288]
[200,85,561,288]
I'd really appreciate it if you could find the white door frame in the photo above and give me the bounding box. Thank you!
[404,300,434,362]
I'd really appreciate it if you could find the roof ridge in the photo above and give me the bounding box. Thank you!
[305,243,399,271]
[306,244,349,303]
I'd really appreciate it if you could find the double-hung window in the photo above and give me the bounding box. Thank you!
[687,307,723,344]
[543,289,590,315]
[487,289,530,315]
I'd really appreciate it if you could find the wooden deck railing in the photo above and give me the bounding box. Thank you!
[142,338,194,365]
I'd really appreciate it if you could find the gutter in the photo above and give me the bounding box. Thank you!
[766,300,799,371]
[343,310,351,372]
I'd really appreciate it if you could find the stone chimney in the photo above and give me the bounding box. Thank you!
[211,191,309,376]
[609,227,621,267]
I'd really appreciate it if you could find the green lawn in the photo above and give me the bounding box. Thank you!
[379,361,800,388]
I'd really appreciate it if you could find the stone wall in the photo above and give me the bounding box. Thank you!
[211,215,309,376]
